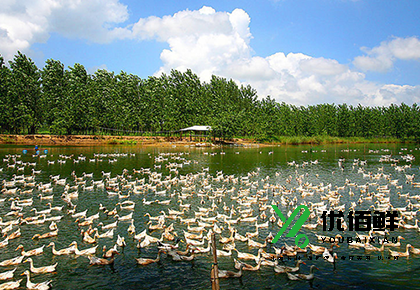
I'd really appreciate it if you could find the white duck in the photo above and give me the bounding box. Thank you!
[218,264,244,278]
[322,248,338,263]
[274,260,306,273]
[15,245,45,257]
[21,270,52,290]
[72,242,98,256]
[47,242,75,255]
[0,268,16,280]
[286,265,318,280]
[24,258,57,274]
[0,279,22,289]
[0,256,24,267]
[116,235,126,247]
[234,248,263,262]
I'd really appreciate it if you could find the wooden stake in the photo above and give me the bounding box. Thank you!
[211,232,220,290]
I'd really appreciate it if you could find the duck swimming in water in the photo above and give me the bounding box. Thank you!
[88,249,119,265]
[0,256,24,267]
[135,249,165,265]
[218,263,244,278]
[16,245,45,257]
[157,238,182,251]
[103,244,119,258]
[32,230,58,240]
[0,278,22,289]
[47,242,75,256]
[21,270,52,290]
[286,265,319,281]
[24,258,57,274]
[0,268,16,280]
[274,260,306,273]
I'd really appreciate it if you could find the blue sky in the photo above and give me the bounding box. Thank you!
[1,0,420,106]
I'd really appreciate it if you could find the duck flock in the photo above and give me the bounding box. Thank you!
[0,146,420,289]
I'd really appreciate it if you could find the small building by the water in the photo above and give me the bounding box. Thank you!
[179,126,212,142]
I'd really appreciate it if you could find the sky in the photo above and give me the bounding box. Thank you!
[1,0,420,106]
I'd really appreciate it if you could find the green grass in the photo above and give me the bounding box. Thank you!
[107,139,138,145]
[37,128,51,134]
[238,135,406,145]
[0,136,15,143]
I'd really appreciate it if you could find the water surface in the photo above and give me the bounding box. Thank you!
[0,143,419,289]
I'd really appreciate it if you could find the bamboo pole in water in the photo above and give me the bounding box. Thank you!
[211,233,220,290]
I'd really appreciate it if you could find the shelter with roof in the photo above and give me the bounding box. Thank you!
[179,126,212,141]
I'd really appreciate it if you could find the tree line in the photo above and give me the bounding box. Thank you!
[1,51,419,141]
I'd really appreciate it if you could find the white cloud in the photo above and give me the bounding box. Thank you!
[130,6,420,106]
[88,64,109,75]
[131,6,236,42]
[0,0,129,61]
[377,84,420,104]
[300,57,347,76]
[49,0,130,42]
[250,53,370,105]
[131,7,254,83]
[1,3,419,107]
[353,37,420,72]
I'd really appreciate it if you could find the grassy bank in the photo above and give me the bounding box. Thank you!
[239,135,408,145]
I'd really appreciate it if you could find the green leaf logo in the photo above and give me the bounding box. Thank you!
[271,204,310,248]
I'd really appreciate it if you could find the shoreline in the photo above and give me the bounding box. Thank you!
[0,134,260,147]
[0,134,411,147]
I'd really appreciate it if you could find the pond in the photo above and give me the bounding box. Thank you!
[0,143,420,290]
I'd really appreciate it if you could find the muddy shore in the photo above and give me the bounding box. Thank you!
[0,134,261,147]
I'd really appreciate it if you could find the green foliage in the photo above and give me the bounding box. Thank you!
[0,51,419,141]
[3,52,41,133]
[41,59,67,133]
[0,55,11,133]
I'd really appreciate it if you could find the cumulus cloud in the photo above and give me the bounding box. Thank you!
[353,37,420,72]
[251,53,369,105]
[0,0,129,60]
[132,7,241,42]
[128,6,420,106]
[131,6,254,81]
